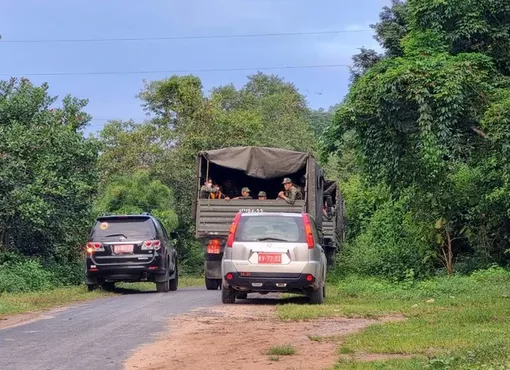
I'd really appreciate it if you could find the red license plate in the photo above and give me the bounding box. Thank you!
[258,253,282,264]
[113,245,134,254]
[207,245,221,254]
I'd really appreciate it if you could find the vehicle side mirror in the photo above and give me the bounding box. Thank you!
[169,232,178,239]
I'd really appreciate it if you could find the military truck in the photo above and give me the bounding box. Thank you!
[192,146,326,290]
[322,180,346,267]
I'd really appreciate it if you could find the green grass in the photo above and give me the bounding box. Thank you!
[266,344,297,356]
[276,267,510,369]
[0,286,113,317]
[308,335,324,342]
[0,275,203,318]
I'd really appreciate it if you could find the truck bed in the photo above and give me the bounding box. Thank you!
[196,199,306,238]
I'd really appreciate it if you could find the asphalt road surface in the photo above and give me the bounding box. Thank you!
[0,286,220,370]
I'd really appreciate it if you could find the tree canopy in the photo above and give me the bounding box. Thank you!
[93,170,178,233]
[0,78,99,260]
[99,72,319,228]
[323,0,510,275]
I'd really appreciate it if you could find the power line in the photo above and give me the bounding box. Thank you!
[2,63,351,77]
[0,30,372,44]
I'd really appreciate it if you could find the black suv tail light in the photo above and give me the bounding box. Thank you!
[142,240,161,250]
[86,242,104,253]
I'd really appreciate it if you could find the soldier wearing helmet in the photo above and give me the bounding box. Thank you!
[278,178,302,204]
[226,187,253,200]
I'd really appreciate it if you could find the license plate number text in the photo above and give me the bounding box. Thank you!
[258,253,282,264]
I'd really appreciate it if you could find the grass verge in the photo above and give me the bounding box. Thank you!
[267,344,296,356]
[0,275,203,319]
[276,266,510,369]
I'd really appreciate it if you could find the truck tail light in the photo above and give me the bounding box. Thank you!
[226,213,242,248]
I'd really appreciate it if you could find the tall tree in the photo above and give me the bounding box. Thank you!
[348,0,410,81]
[119,72,317,227]
[93,170,178,232]
[0,78,99,260]
[323,0,510,273]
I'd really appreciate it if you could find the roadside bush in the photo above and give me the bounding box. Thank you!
[339,195,435,281]
[176,232,204,276]
[0,258,55,293]
[337,265,510,301]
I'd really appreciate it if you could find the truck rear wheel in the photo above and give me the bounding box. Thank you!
[205,277,219,290]
[325,247,336,268]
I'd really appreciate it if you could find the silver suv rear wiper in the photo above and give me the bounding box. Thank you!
[256,237,289,242]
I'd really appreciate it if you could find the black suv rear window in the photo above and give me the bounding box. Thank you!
[91,217,156,241]
[235,215,306,243]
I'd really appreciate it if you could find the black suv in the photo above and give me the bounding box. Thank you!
[84,213,178,293]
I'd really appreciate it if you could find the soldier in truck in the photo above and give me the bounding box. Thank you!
[226,187,253,200]
[200,178,219,199]
[278,177,302,205]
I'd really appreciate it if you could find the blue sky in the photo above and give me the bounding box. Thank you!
[0,0,388,135]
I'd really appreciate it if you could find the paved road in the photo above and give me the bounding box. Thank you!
[0,286,220,370]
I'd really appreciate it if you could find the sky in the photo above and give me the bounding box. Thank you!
[0,0,388,135]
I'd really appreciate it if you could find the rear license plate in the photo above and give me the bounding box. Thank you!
[113,245,134,254]
[207,245,221,254]
[258,253,282,264]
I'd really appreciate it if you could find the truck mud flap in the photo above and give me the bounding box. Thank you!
[205,260,222,279]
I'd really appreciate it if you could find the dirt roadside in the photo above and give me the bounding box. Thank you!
[125,299,405,370]
[0,308,70,330]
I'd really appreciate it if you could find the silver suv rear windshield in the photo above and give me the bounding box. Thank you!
[91,217,156,241]
[235,215,306,243]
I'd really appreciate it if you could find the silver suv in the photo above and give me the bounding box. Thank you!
[221,212,327,304]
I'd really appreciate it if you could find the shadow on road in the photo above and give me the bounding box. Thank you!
[109,287,155,295]
[234,294,309,305]
[105,286,206,295]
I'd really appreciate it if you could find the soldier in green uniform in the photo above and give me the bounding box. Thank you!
[278,177,302,204]
[257,191,267,200]
[200,178,219,199]
[226,187,253,200]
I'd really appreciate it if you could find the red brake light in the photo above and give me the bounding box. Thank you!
[86,242,104,253]
[226,213,242,248]
[226,273,233,280]
[302,214,314,249]
[142,240,161,250]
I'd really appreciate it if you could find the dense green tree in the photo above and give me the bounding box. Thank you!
[93,170,178,233]
[349,0,409,82]
[97,119,167,181]
[324,0,510,275]
[372,0,409,57]
[106,72,318,228]
[0,78,99,261]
